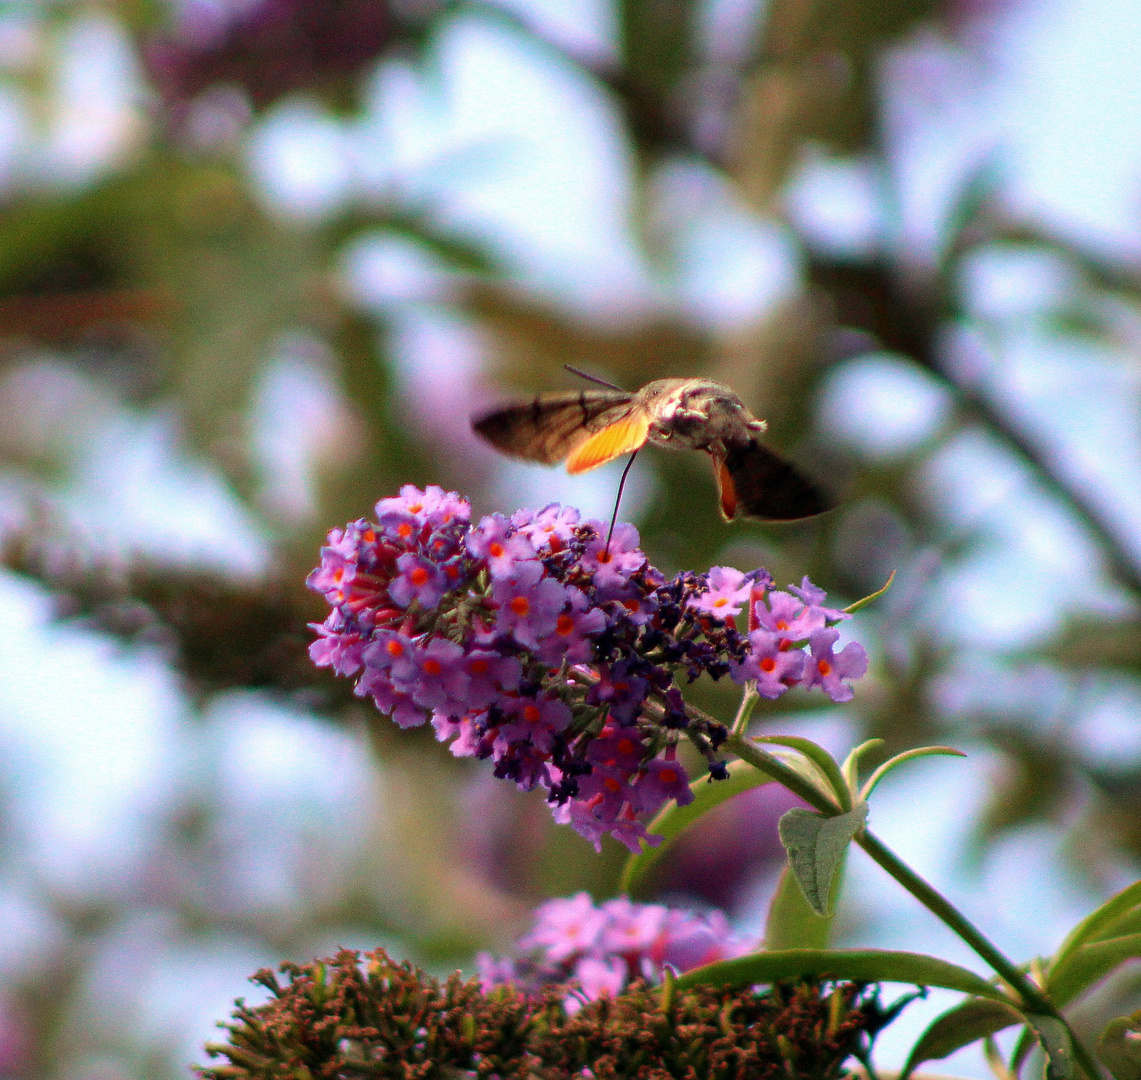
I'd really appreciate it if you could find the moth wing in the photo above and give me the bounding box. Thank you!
[723,440,831,521]
[714,457,738,521]
[472,390,633,465]
[564,412,652,474]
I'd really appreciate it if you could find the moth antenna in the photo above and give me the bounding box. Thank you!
[605,450,639,555]
[563,364,624,391]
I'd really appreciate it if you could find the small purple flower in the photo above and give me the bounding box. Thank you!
[598,897,669,955]
[586,725,648,771]
[628,757,694,815]
[492,738,558,792]
[580,522,646,595]
[432,711,486,757]
[789,576,850,622]
[687,565,752,620]
[408,637,470,713]
[587,662,649,726]
[308,615,364,676]
[461,648,522,706]
[802,627,868,702]
[411,484,471,528]
[467,514,538,578]
[492,562,569,650]
[729,629,806,697]
[536,586,607,666]
[513,503,580,552]
[653,909,753,971]
[495,693,572,754]
[361,628,419,686]
[388,551,449,609]
[754,589,825,643]
[570,956,625,1003]
[356,667,427,729]
[519,892,608,963]
[606,588,659,626]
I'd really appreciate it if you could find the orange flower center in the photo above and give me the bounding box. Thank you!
[510,596,530,616]
[556,614,575,635]
[817,659,832,676]
[386,639,405,658]
[422,658,442,676]
[760,656,776,673]
[410,566,429,586]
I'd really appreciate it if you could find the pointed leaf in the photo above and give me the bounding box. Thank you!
[902,998,1024,1080]
[859,746,967,802]
[844,570,896,614]
[1047,933,1141,1007]
[1096,1010,1141,1080]
[755,735,850,808]
[764,864,834,951]
[841,739,884,794]
[778,803,868,916]
[618,759,774,895]
[1053,881,1141,969]
[674,948,1010,1000]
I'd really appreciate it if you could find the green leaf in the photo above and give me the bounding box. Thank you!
[754,735,850,809]
[859,746,968,802]
[901,998,1024,1080]
[763,864,834,950]
[617,759,775,896]
[1023,1013,1076,1080]
[778,803,868,917]
[844,570,896,614]
[1053,881,1141,969]
[673,948,1010,1000]
[1047,933,1141,1007]
[841,739,884,795]
[1096,1010,1141,1080]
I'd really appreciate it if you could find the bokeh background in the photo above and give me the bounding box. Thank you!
[1,0,1140,1076]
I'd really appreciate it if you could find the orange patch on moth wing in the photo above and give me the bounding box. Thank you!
[715,457,738,520]
[565,414,650,474]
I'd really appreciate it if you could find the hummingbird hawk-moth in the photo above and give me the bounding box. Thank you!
[471,375,830,521]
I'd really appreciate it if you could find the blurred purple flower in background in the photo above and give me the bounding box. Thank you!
[478,892,754,1007]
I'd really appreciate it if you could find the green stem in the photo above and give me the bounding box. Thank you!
[724,732,842,813]
[855,833,1102,1080]
[723,731,1102,1079]
[730,686,759,737]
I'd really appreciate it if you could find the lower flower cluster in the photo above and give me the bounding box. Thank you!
[308,486,867,851]
[201,947,881,1080]
[477,892,753,1007]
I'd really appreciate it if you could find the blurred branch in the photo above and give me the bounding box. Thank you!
[808,257,1141,599]
[0,527,353,706]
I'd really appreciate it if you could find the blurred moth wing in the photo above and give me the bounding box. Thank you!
[471,378,830,522]
[470,389,636,466]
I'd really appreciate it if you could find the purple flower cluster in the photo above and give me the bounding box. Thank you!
[308,486,866,852]
[477,892,753,1007]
